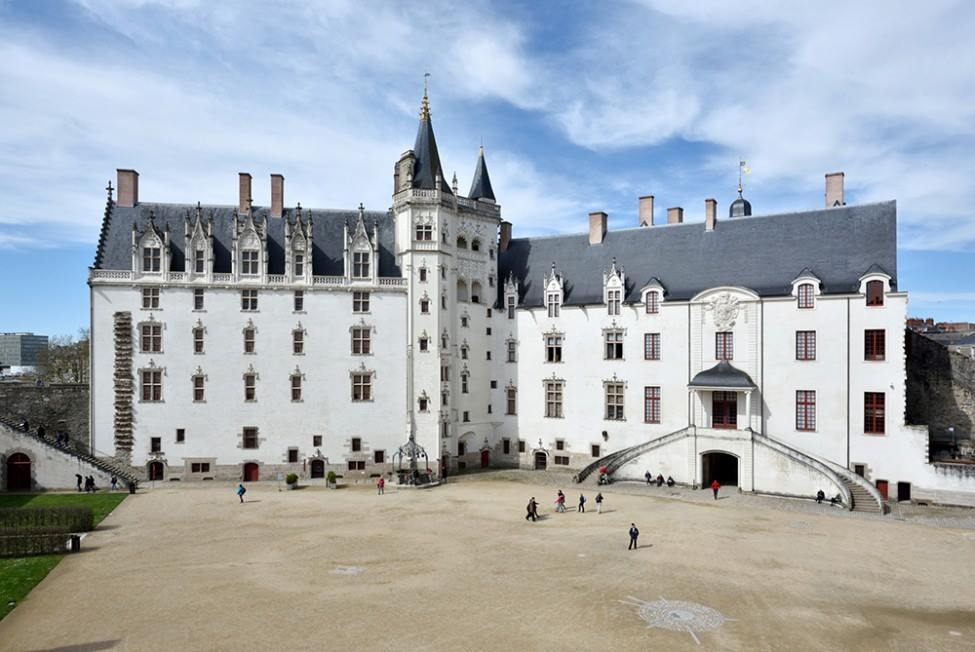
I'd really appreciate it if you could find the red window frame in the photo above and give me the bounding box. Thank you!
[715,332,734,360]
[864,392,885,434]
[796,331,816,361]
[797,283,814,309]
[866,280,884,306]
[644,386,661,424]
[796,390,816,431]
[644,333,661,360]
[645,291,659,314]
[865,329,885,361]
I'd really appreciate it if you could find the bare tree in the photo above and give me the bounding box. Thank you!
[37,328,90,383]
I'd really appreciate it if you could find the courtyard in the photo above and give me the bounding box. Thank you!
[0,472,973,651]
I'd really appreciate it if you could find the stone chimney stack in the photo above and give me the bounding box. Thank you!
[239,172,252,213]
[117,169,139,208]
[589,211,608,245]
[639,195,654,226]
[499,221,512,252]
[270,174,284,218]
[825,172,845,208]
[667,207,684,224]
[705,199,717,231]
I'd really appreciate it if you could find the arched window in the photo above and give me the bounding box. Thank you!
[866,280,884,306]
[471,281,482,304]
[456,236,468,249]
[471,239,481,252]
[797,283,814,309]
[457,279,469,302]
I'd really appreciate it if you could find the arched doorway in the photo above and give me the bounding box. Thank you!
[147,460,164,481]
[480,450,490,469]
[701,452,738,486]
[534,451,547,471]
[309,459,325,479]
[243,462,260,482]
[6,453,32,491]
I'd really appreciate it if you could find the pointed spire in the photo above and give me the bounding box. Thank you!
[468,144,495,201]
[411,78,452,194]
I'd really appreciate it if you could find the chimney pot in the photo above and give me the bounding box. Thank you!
[499,221,512,252]
[667,207,683,224]
[639,195,655,226]
[825,171,845,208]
[705,199,717,231]
[270,174,284,218]
[117,169,139,208]
[239,172,252,213]
[589,211,608,245]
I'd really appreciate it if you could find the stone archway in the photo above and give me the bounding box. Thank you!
[147,460,164,481]
[534,450,548,471]
[243,462,260,482]
[701,451,739,487]
[309,459,325,479]
[6,453,32,491]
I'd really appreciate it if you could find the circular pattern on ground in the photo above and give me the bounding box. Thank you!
[621,596,733,644]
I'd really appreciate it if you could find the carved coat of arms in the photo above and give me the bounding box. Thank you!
[706,293,740,330]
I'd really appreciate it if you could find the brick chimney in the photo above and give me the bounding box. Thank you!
[639,195,654,226]
[239,172,252,213]
[705,199,717,231]
[270,174,284,218]
[589,211,608,245]
[667,207,683,224]
[825,172,845,208]
[499,221,512,252]
[117,169,139,208]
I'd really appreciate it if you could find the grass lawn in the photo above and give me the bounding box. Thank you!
[0,492,128,620]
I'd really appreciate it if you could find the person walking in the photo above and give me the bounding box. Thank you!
[110,475,118,491]
[377,476,385,495]
[236,483,247,503]
[628,523,640,550]
[555,490,566,513]
[645,470,652,485]
[578,493,586,513]
[711,479,720,500]
[526,497,537,522]
[816,489,825,504]
[75,473,83,492]
[595,492,603,514]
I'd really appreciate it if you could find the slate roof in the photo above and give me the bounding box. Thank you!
[688,361,757,389]
[412,105,452,194]
[499,201,897,307]
[468,147,495,201]
[94,203,401,277]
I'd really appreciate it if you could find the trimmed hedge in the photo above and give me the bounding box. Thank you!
[0,507,93,534]
[0,533,73,557]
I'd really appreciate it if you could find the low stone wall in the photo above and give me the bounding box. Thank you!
[0,383,89,451]
[906,331,975,448]
[0,425,115,491]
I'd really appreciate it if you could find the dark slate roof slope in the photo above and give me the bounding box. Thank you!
[468,147,495,201]
[689,361,757,389]
[412,103,452,194]
[96,203,400,277]
[499,201,896,306]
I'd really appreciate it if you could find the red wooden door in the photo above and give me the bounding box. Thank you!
[148,461,164,481]
[876,479,888,500]
[480,450,490,469]
[712,392,738,429]
[244,463,260,482]
[6,453,31,491]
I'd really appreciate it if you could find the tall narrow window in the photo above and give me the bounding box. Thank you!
[143,245,161,272]
[141,370,162,402]
[244,373,256,401]
[293,330,304,354]
[864,392,885,434]
[353,291,370,313]
[194,249,205,274]
[294,290,304,312]
[643,386,661,424]
[142,288,160,309]
[241,290,258,311]
[351,437,362,452]
[419,267,428,282]
[140,323,162,353]
[243,328,255,353]
[291,374,302,401]
[241,250,259,275]
[546,335,563,363]
[865,330,886,361]
[796,390,816,431]
[796,331,816,361]
[605,330,624,360]
[352,327,371,355]
[461,373,469,394]
[242,427,258,449]
[797,283,814,309]
[193,327,204,354]
[352,252,370,278]
[545,380,563,418]
[294,253,304,277]
[419,336,429,352]
[506,387,517,415]
[645,291,660,314]
[547,292,560,318]
[866,280,884,306]
[352,374,372,401]
[644,333,660,361]
[605,383,625,420]
[507,340,517,363]
[715,332,734,360]
[192,375,205,402]
[193,289,204,311]
[507,296,516,319]
[420,298,430,314]
[607,289,621,316]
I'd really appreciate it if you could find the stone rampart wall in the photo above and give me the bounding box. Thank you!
[0,383,90,451]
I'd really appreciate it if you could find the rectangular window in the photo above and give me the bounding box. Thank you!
[192,375,205,402]
[441,366,449,382]
[518,440,526,453]
[294,253,304,278]
[645,291,659,314]
[798,283,814,309]
[374,450,385,464]
[605,330,624,360]
[591,444,601,458]
[545,381,564,418]
[353,291,370,313]
[352,374,372,401]
[556,439,565,451]
[142,288,159,309]
[643,386,661,424]
[288,448,299,463]
[502,438,511,455]
[796,390,816,431]
[143,246,161,272]
[293,330,304,354]
[486,327,492,335]
[605,383,625,420]
[796,331,816,361]
[194,249,205,274]
[193,328,204,354]
[546,335,563,363]
[420,299,430,314]
[866,280,884,306]
[463,411,470,422]
[419,337,429,352]
[243,427,259,449]
[191,462,211,473]
[554,455,570,466]
[241,249,259,275]
[419,267,428,282]
[351,437,362,452]
[243,328,255,353]
[506,388,517,415]
[644,333,660,361]
[461,375,469,394]
[461,346,468,360]
[352,327,371,355]
[241,290,258,311]
[176,428,185,443]
[418,397,428,411]
[353,252,370,278]
[716,332,734,360]
[507,340,517,363]
[865,329,886,361]
[150,436,161,453]
[347,460,366,471]
[486,351,491,361]
[507,296,516,319]
[244,373,256,401]
[294,290,304,312]
[291,375,302,401]
[415,223,433,241]
[193,289,204,310]
[141,323,162,353]
[607,289,621,316]
[141,370,162,402]
[547,292,560,318]
[313,435,323,447]
[864,392,885,434]
[457,441,466,456]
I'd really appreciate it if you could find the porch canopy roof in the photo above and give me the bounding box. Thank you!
[688,361,757,391]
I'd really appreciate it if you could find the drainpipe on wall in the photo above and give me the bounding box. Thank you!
[846,297,851,468]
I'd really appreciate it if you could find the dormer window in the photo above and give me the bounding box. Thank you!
[646,291,660,314]
[607,289,621,316]
[547,292,560,318]
[507,295,516,319]
[866,280,884,307]
[353,252,370,278]
[143,245,161,272]
[241,250,259,275]
[798,283,815,309]
[193,248,205,274]
[294,253,304,277]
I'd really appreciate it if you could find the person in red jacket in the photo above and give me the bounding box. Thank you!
[711,479,720,500]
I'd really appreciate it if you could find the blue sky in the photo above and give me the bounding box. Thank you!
[1,0,974,337]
